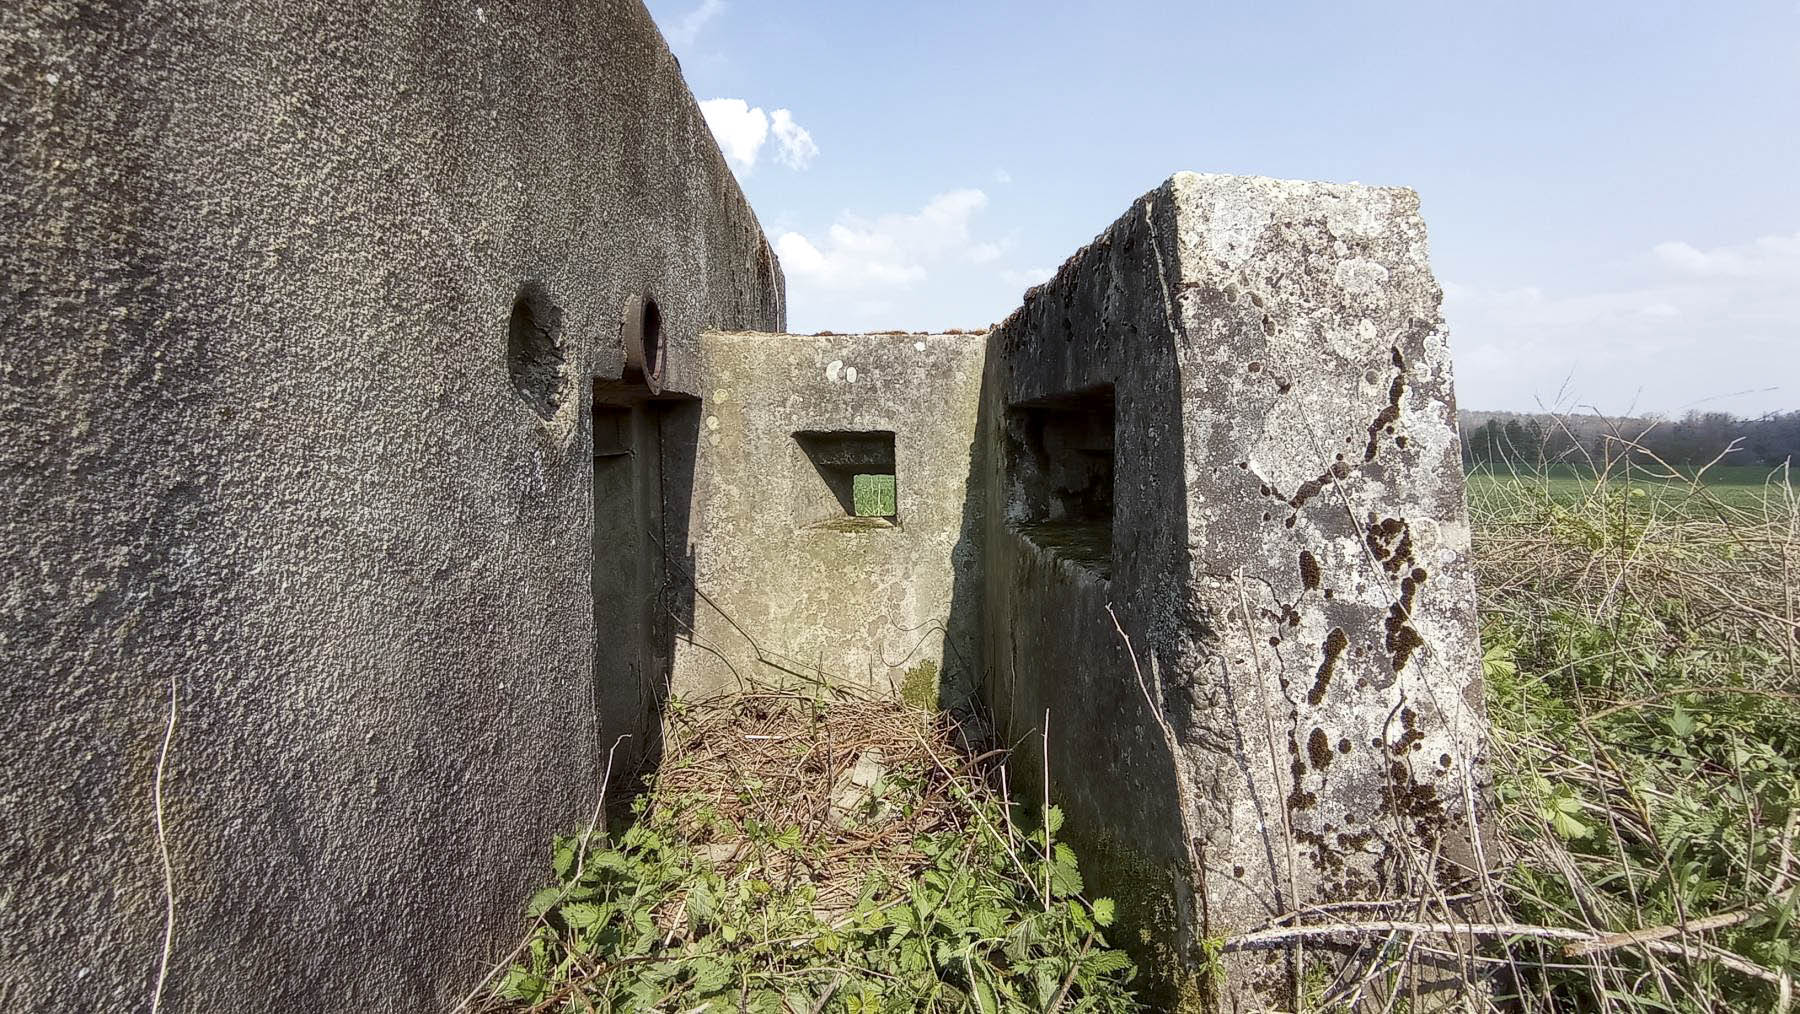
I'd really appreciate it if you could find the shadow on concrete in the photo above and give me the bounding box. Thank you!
[592,381,701,811]
[792,429,898,521]
[936,392,990,716]
[939,205,1214,1006]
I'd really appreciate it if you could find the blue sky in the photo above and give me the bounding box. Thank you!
[647,0,1800,415]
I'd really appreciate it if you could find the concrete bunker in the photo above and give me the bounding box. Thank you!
[587,178,1488,1009]
[2,3,1490,997]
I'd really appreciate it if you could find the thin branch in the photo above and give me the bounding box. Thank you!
[150,673,180,1014]
[1224,919,1788,986]
[1563,908,1755,957]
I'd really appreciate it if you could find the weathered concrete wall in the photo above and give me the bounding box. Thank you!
[670,332,985,704]
[981,173,1487,1008]
[0,1,781,1009]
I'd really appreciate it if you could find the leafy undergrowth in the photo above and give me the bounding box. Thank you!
[1476,455,1800,1011]
[472,691,1143,1014]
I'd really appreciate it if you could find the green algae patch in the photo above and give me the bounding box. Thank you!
[900,658,940,711]
[1064,825,1216,1013]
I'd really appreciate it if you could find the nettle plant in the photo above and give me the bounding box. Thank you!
[491,790,1139,1012]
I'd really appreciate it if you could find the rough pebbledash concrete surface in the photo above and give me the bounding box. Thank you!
[0,1,781,1010]
[980,173,1486,1009]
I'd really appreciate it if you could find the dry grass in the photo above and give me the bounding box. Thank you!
[644,690,999,920]
[466,685,1142,1013]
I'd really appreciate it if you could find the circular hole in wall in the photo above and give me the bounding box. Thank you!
[508,280,568,420]
[641,297,663,383]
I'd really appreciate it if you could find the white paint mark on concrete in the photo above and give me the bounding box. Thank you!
[705,415,720,430]
[826,359,843,381]
[845,367,858,383]
[913,341,926,352]
[713,388,731,403]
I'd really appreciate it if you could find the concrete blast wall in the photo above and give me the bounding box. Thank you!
[0,1,781,1009]
[979,173,1486,1008]
[667,332,986,704]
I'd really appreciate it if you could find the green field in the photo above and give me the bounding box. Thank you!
[1467,461,1797,511]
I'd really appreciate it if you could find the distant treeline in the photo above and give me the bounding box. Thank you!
[1460,409,1800,469]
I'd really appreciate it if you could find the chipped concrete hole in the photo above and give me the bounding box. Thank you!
[506,280,570,420]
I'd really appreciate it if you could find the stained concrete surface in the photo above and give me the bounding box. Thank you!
[668,332,987,705]
[979,173,1486,1008]
[0,1,781,1009]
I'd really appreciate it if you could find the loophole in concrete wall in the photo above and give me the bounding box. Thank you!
[620,293,665,394]
[1004,385,1115,575]
[508,280,569,419]
[793,430,898,528]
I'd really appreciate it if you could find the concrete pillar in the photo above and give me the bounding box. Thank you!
[980,173,1488,1009]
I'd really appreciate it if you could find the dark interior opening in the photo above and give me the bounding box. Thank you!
[591,383,701,805]
[793,430,898,530]
[593,404,631,458]
[1004,385,1114,576]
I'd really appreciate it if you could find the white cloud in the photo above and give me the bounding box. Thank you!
[993,168,1013,184]
[768,109,819,170]
[776,189,992,291]
[699,99,817,174]
[1651,232,1800,279]
[1002,266,1055,287]
[699,99,766,171]
[774,232,827,276]
[1443,231,1800,415]
[668,0,725,46]
[966,242,1004,264]
[773,189,1026,330]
